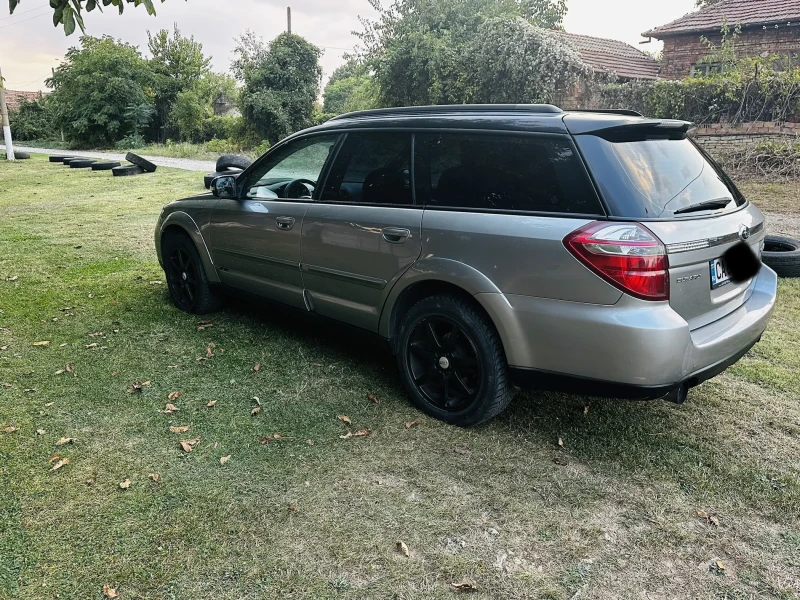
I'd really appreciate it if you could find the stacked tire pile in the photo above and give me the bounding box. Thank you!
[204,154,252,189]
[47,152,156,177]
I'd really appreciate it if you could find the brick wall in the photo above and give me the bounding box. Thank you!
[692,121,800,155]
[660,25,800,80]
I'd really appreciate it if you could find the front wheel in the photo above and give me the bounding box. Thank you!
[396,295,514,426]
[162,233,223,314]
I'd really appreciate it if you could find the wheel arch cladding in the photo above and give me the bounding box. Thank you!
[158,213,220,283]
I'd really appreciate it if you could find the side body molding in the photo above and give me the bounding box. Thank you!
[157,211,220,283]
[378,257,505,338]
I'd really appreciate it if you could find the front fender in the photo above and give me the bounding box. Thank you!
[157,211,220,283]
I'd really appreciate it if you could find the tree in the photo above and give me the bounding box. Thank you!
[147,24,212,141]
[237,32,323,144]
[357,0,569,107]
[47,35,153,146]
[7,0,166,36]
[9,96,55,141]
[322,58,378,115]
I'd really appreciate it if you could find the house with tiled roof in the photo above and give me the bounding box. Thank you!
[555,31,660,81]
[3,89,42,112]
[643,0,800,79]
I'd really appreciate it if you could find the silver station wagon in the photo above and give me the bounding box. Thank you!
[155,104,777,426]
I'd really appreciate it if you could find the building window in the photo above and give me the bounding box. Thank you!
[691,63,723,77]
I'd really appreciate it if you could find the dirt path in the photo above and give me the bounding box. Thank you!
[2,144,216,173]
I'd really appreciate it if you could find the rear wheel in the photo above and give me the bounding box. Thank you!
[396,294,514,426]
[162,233,223,314]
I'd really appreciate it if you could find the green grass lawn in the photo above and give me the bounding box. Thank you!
[1,156,799,600]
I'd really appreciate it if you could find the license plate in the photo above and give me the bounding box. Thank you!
[709,257,730,289]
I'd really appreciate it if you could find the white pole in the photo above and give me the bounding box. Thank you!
[0,65,15,161]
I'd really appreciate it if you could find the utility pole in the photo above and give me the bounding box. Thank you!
[287,6,292,34]
[0,64,15,161]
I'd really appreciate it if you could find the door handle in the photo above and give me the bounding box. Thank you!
[382,227,410,243]
[276,216,295,230]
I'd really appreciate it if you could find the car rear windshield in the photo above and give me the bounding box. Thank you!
[574,135,746,219]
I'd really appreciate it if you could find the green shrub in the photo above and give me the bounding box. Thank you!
[201,116,244,143]
[115,134,147,150]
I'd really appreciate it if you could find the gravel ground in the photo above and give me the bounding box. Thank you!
[2,145,216,173]
[764,211,800,239]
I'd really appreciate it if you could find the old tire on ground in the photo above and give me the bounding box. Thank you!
[162,232,223,315]
[396,294,514,427]
[215,154,252,172]
[91,161,121,171]
[204,170,241,189]
[49,155,71,163]
[8,151,30,159]
[69,159,96,168]
[58,157,77,163]
[112,165,144,177]
[62,158,82,165]
[125,152,157,173]
[762,235,800,278]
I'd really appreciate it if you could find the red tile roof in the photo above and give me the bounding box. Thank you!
[556,31,660,80]
[643,0,800,38]
[3,90,42,111]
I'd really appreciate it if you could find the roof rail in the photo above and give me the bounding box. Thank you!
[567,108,644,117]
[330,104,564,121]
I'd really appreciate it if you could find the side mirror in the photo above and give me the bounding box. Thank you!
[212,176,237,199]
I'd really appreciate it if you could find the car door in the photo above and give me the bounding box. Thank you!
[301,131,422,332]
[206,134,340,310]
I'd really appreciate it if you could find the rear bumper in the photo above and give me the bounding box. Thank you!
[478,264,778,394]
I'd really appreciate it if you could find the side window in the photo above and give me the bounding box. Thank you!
[414,133,603,214]
[244,134,340,200]
[321,132,413,205]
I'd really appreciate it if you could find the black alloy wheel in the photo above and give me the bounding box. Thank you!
[166,246,202,312]
[407,316,483,412]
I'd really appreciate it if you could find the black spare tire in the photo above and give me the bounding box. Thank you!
[91,161,121,171]
[215,154,252,172]
[125,152,157,173]
[49,155,71,163]
[69,159,96,168]
[9,151,30,159]
[762,235,800,278]
[112,165,144,177]
[62,158,81,165]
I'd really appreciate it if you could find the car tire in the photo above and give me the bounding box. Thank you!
[162,232,224,315]
[49,155,71,163]
[204,170,241,189]
[69,159,96,168]
[62,158,81,165]
[215,154,252,172]
[125,152,157,173]
[396,294,514,427]
[762,235,800,278]
[91,161,121,171]
[9,151,30,159]
[112,165,144,177]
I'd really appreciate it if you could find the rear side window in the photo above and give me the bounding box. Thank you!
[575,135,746,218]
[414,133,603,214]
[321,132,413,205]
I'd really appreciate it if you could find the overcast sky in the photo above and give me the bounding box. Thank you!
[0,0,697,92]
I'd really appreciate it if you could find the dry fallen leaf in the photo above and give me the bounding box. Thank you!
[65,363,74,373]
[44,402,54,407]
[50,457,70,471]
[169,425,190,434]
[36,429,45,435]
[102,584,119,599]
[288,505,296,512]
[148,473,160,482]
[197,321,213,331]
[33,340,51,347]
[180,437,201,452]
[168,391,183,401]
[251,406,261,416]
[220,455,231,465]
[454,447,470,456]
[337,415,352,425]
[3,426,18,434]
[583,405,590,414]
[207,400,217,407]
[367,393,379,404]
[260,437,272,444]
[1,382,11,388]
[7,276,18,282]
[451,581,478,592]
[305,439,313,445]
[339,432,352,440]
[86,475,96,485]
[206,345,214,358]
[55,437,75,446]
[353,429,371,437]
[54,369,65,376]
[253,363,261,372]
[48,454,60,463]
[119,479,132,490]
[160,403,179,414]
[405,419,423,429]
[558,437,565,447]
[128,381,146,393]
[396,540,410,557]
[85,343,99,349]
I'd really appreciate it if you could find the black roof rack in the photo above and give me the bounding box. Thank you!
[330,104,564,121]
[567,108,644,117]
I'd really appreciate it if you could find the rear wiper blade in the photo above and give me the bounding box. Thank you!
[673,199,731,215]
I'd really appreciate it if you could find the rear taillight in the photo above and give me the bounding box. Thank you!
[564,222,669,301]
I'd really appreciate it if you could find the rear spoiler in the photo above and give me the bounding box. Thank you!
[563,114,694,140]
